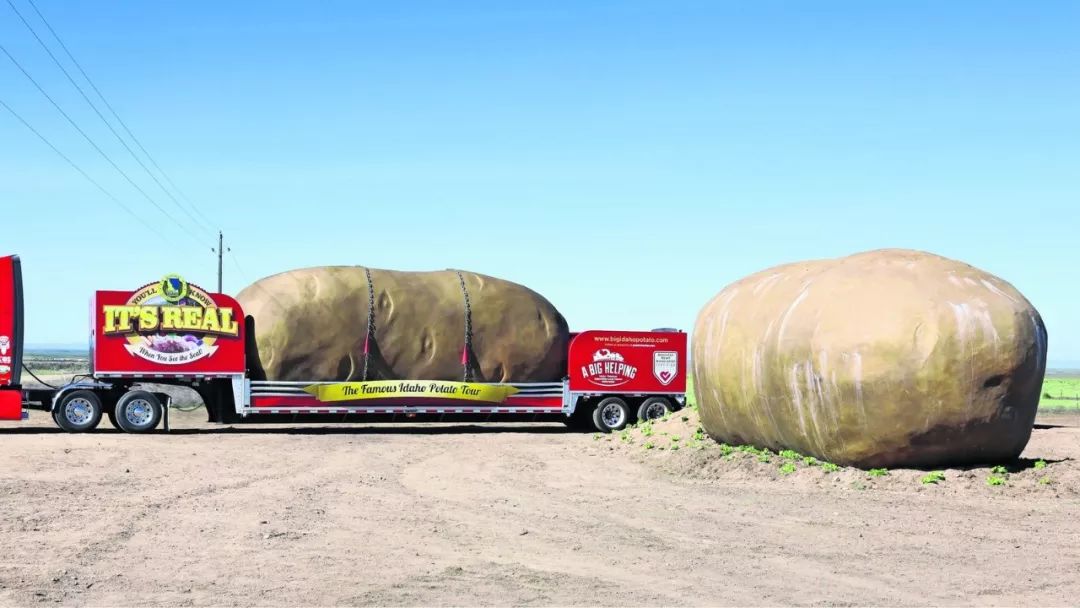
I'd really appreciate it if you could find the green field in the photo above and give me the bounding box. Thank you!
[1041,376,1080,410]
[22,351,88,378]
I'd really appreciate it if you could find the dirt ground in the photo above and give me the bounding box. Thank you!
[1,409,1078,607]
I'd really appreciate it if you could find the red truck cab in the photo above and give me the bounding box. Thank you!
[0,255,25,420]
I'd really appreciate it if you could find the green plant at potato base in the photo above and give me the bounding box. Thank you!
[718,443,735,459]
[986,475,1007,486]
[990,465,1008,475]
[738,445,775,461]
[643,442,655,450]
[821,462,841,473]
[1034,459,1047,470]
[670,436,680,442]
[779,462,796,475]
[921,471,946,485]
[802,456,820,467]
[868,468,889,477]
[1038,476,1052,485]
[779,449,801,461]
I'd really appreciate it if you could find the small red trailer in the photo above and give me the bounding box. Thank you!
[0,255,686,433]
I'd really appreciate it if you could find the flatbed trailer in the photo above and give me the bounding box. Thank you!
[0,255,686,433]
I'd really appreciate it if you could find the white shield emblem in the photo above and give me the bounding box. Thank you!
[653,351,678,386]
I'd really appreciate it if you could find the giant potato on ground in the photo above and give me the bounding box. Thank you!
[692,249,1047,468]
[237,267,569,383]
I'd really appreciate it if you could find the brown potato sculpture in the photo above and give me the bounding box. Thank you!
[692,249,1047,468]
[237,267,569,383]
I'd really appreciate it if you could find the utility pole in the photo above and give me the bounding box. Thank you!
[211,231,229,292]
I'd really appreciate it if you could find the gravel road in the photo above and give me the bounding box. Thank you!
[1,409,1077,606]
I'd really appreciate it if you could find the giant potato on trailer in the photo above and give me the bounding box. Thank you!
[2,253,687,433]
[237,266,570,383]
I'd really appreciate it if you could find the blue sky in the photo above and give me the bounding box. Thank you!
[1,1,1077,366]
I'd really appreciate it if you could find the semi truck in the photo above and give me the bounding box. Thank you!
[0,254,686,434]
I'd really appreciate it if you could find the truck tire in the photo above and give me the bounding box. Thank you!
[54,390,103,432]
[592,396,630,433]
[637,396,673,422]
[114,391,163,433]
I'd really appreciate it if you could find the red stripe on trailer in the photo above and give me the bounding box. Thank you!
[251,394,564,409]
[503,396,562,408]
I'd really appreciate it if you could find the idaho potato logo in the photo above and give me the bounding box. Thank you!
[101,275,239,365]
[159,274,188,303]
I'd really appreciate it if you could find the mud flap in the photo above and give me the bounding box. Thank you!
[0,389,22,421]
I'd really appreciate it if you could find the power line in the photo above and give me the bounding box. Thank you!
[0,95,166,239]
[4,0,216,240]
[25,0,216,232]
[0,42,210,247]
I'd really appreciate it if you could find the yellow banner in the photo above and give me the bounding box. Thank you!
[303,380,519,404]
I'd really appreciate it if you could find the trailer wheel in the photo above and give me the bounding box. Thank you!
[54,390,103,432]
[637,396,673,422]
[114,391,162,433]
[592,397,630,433]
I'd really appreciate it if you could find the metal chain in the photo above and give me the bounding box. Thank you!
[362,267,376,381]
[455,270,474,382]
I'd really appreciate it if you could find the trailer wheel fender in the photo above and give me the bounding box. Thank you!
[114,390,163,433]
[591,396,631,433]
[637,396,673,422]
[54,390,103,432]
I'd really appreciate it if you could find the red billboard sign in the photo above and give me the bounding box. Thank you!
[567,330,687,394]
[93,275,245,375]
